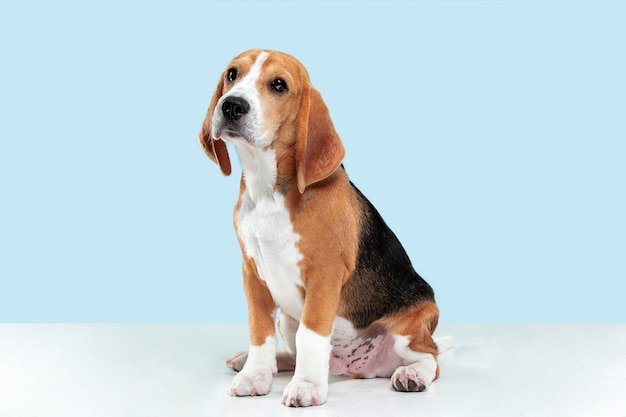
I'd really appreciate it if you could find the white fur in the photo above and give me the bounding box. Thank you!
[331,315,357,339]
[435,335,454,354]
[212,51,272,148]
[278,312,298,356]
[230,336,277,396]
[392,335,432,364]
[234,145,305,320]
[283,324,331,407]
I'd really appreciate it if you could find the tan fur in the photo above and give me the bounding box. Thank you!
[241,256,278,346]
[284,171,360,336]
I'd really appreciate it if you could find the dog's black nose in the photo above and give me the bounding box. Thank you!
[222,97,250,121]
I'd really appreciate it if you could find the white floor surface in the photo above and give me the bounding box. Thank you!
[0,324,624,417]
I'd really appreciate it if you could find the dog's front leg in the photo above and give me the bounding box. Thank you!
[230,258,278,397]
[282,274,342,407]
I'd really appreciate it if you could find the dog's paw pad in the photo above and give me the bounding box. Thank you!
[229,369,272,397]
[391,366,427,392]
[282,381,326,407]
[226,351,248,372]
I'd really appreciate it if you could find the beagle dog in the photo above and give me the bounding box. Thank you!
[199,49,445,407]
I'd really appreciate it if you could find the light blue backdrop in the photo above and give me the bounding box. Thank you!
[1,1,624,323]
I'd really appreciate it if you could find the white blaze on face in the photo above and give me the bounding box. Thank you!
[212,51,271,148]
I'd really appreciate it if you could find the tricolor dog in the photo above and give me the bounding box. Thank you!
[199,49,448,407]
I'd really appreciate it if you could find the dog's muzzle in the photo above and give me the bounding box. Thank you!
[213,95,266,147]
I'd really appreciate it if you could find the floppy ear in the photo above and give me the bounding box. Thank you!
[198,76,232,176]
[295,86,345,193]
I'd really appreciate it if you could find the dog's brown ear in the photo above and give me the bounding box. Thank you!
[295,86,345,193]
[199,76,232,176]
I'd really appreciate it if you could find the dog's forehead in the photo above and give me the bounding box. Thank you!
[264,51,306,73]
[227,49,263,71]
[227,50,309,82]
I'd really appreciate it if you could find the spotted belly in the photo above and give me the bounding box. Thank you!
[329,320,402,378]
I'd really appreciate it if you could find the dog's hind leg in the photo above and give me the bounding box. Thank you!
[226,351,248,372]
[379,302,440,392]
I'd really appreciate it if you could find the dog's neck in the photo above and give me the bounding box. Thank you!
[233,142,279,202]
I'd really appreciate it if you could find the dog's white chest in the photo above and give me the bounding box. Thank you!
[236,188,305,319]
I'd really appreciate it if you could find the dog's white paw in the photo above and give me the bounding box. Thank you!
[391,365,430,392]
[226,351,248,372]
[282,380,327,407]
[229,368,273,397]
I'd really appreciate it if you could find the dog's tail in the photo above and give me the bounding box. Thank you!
[435,335,454,355]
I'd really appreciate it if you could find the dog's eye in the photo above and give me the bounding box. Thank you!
[271,78,288,93]
[226,68,238,83]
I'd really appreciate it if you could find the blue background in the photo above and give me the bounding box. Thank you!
[1,1,624,323]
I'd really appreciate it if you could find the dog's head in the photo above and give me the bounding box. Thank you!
[199,49,345,193]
